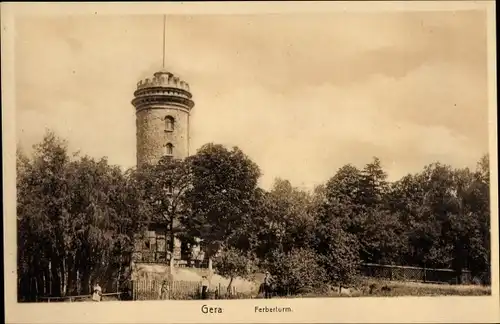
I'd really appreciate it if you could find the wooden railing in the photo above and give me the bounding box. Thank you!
[38,292,123,303]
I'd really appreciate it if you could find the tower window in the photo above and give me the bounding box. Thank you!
[165,143,174,156]
[165,116,175,132]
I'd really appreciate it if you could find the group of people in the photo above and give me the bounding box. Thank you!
[199,272,274,300]
[92,271,275,301]
[158,272,274,300]
[157,275,210,300]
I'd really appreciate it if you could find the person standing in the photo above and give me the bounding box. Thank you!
[92,283,102,302]
[263,272,273,299]
[200,276,210,300]
[159,280,170,300]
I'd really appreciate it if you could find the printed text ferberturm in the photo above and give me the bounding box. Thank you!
[254,306,293,313]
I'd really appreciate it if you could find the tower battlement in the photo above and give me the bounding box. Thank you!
[136,70,191,92]
[132,70,194,112]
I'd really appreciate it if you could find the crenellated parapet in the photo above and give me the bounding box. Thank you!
[132,70,194,112]
[137,70,191,92]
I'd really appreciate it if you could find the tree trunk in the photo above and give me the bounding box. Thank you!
[227,277,234,295]
[117,261,122,293]
[50,258,62,297]
[31,276,38,302]
[43,266,51,296]
[18,274,29,302]
[80,269,91,295]
[66,256,78,296]
[60,258,66,296]
[103,259,118,292]
[169,220,175,255]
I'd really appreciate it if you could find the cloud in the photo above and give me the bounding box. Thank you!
[15,12,489,190]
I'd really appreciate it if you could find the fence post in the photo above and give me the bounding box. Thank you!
[423,265,427,283]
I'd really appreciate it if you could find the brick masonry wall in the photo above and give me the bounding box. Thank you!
[136,106,190,167]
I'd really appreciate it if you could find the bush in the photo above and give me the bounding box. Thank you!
[315,221,361,287]
[264,248,328,296]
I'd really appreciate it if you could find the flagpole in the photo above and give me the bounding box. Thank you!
[162,15,166,69]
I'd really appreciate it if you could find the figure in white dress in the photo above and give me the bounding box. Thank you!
[92,283,102,302]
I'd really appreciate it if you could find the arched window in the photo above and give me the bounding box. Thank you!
[165,116,174,132]
[165,143,174,156]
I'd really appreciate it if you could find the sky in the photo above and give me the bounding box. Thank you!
[15,11,490,190]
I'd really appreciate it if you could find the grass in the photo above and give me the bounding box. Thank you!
[358,278,491,297]
[57,277,490,302]
[282,278,492,298]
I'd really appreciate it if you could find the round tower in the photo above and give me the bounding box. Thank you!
[132,70,195,167]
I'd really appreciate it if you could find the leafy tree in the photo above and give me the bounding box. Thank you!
[182,144,261,259]
[17,131,71,297]
[360,157,389,208]
[322,164,365,234]
[263,179,316,252]
[355,158,401,264]
[213,247,258,294]
[315,216,360,287]
[135,157,193,254]
[224,188,268,255]
[469,154,491,279]
[358,208,406,264]
[17,131,146,300]
[386,158,491,280]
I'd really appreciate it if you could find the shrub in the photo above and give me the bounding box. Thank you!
[264,248,328,296]
[315,221,361,287]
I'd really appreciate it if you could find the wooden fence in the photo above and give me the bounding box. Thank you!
[360,263,490,285]
[132,278,237,300]
[38,292,123,302]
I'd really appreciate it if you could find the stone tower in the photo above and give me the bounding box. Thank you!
[132,70,195,167]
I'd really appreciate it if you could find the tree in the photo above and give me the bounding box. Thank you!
[182,143,261,259]
[356,158,402,264]
[135,156,193,254]
[314,216,360,287]
[262,179,316,253]
[445,163,490,281]
[469,154,491,279]
[359,157,389,208]
[322,164,365,234]
[213,247,257,294]
[17,131,71,298]
[385,158,491,281]
[358,208,406,264]
[17,131,147,300]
